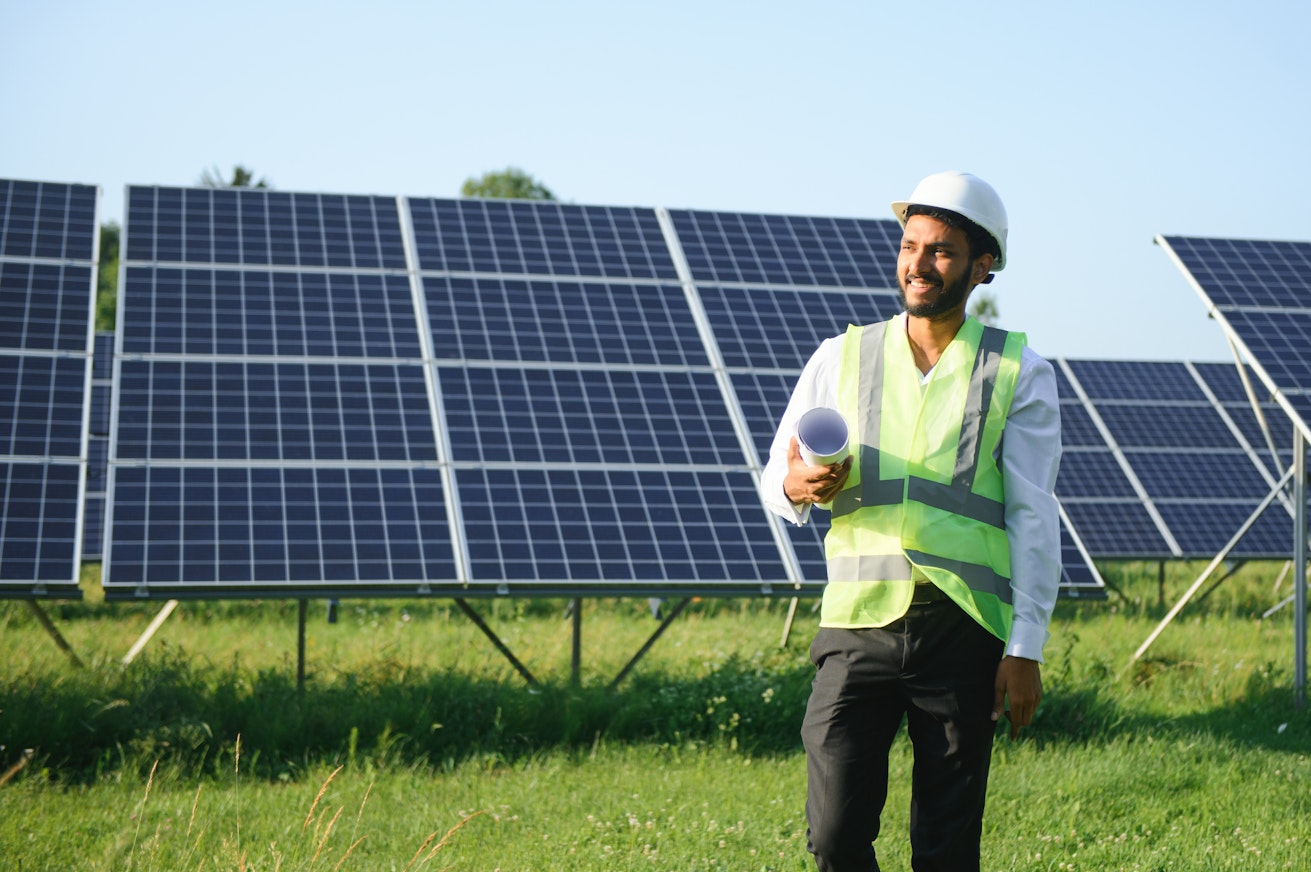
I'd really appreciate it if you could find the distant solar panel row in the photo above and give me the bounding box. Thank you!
[0,180,97,595]
[1053,358,1298,559]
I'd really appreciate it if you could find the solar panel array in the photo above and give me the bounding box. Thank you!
[99,185,1108,600]
[1051,358,1300,559]
[0,179,97,597]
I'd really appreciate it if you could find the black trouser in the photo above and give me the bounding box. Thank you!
[801,600,1005,872]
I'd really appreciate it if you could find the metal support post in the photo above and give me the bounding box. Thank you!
[1294,429,1306,707]
[297,599,308,694]
[570,597,582,687]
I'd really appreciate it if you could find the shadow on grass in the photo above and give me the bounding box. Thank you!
[5,623,1308,785]
[1031,660,1311,756]
[0,648,821,783]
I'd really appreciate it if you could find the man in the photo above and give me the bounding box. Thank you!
[759,171,1062,871]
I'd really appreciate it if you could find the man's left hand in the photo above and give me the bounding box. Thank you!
[992,656,1042,740]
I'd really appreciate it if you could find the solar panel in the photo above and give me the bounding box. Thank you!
[1055,358,1302,560]
[105,187,455,598]
[0,179,97,596]
[1158,236,1311,442]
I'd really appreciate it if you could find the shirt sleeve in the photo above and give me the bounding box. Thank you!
[1000,348,1063,662]
[759,335,844,525]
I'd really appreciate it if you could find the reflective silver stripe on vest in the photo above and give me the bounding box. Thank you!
[832,322,901,518]
[904,549,1013,605]
[954,326,1009,489]
[826,553,914,582]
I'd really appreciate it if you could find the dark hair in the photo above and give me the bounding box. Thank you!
[904,204,1001,264]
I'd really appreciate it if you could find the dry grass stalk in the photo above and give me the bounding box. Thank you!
[333,835,368,871]
[416,811,486,868]
[127,759,159,869]
[311,805,345,865]
[304,765,345,831]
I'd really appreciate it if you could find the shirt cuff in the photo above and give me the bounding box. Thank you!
[1005,619,1049,663]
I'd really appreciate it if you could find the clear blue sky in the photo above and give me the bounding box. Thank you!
[4,0,1308,362]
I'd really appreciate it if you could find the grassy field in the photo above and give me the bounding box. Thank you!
[1,562,1309,870]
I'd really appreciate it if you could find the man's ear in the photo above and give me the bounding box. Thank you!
[971,253,995,285]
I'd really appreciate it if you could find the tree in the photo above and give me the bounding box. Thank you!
[198,164,271,189]
[460,167,555,200]
[969,290,1000,327]
[95,222,119,331]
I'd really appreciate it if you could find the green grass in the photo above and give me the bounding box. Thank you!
[2,561,1309,869]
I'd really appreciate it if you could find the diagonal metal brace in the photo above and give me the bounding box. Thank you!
[453,598,539,687]
[608,597,693,690]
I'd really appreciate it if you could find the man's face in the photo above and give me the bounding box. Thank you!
[896,214,985,320]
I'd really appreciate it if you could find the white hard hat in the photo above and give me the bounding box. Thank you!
[891,171,1008,271]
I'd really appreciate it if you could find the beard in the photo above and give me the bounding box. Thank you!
[898,267,972,319]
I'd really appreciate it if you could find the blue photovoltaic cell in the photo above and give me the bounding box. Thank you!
[82,492,105,560]
[89,380,111,437]
[424,276,708,366]
[1163,236,1311,310]
[783,516,830,586]
[0,261,95,352]
[115,360,437,462]
[439,367,740,467]
[455,467,787,588]
[1217,310,1311,388]
[408,198,678,280]
[730,370,797,462]
[1057,401,1107,447]
[0,462,82,582]
[1055,451,1138,500]
[669,210,901,288]
[93,331,114,379]
[701,285,900,370]
[1191,362,1262,405]
[119,267,421,358]
[1065,359,1204,402]
[109,465,456,589]
[1096,404,1242,449]
[1059,519,1103,594]
[124,186,406,268]
[1061,500,1173,557]
[0,354,86,458]
[0,180,97,261]
[1156,502,1292,557]
[1127,451,1274,500]
[87,438,108,492]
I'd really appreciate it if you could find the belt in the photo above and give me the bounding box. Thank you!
[909,582,950,605]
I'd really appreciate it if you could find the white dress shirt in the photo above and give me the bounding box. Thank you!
[759,314,1062,662]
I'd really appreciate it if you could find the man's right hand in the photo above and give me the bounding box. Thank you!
[782,436,852,506]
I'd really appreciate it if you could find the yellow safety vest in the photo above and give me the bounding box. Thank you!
[822,317,1025,640]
